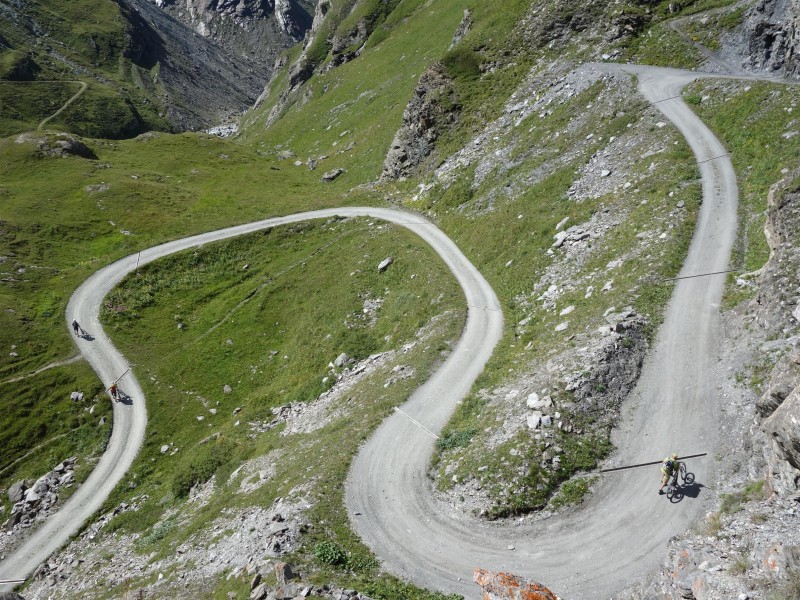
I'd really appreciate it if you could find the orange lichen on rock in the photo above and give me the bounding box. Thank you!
[473,568,559,600]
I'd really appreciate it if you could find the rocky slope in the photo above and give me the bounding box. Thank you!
[145,0,313,68]
[118,0,277,130]
[626,171,800,599]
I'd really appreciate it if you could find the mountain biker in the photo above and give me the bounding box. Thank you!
[658,453,681,495]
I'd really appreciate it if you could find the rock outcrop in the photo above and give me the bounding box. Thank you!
[15,133,97,160]
[740,0,800,77]
[0,458,78,557]
[381,63,458,180]
[749,175,800,494]
[473,568,558,600]
[764,386,800,483]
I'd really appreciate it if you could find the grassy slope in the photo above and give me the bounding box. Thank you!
[0,0,169,137]
[686,80,800,304]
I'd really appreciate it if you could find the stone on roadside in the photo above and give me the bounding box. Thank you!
[334,352,350,367]
[473,568,557,600]
[757,381,795,418]
[70,392,84,402]
[600,169,611,177]
[161,445,170,454]
[223,384,233,394]
[764,387,800,470]
[525,392,539,408]
[555,322,568,332]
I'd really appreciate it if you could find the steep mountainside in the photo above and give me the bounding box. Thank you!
[0,0,307,134]
[147,0,314,65]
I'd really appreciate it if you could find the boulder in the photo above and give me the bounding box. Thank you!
[381,63,458,181]
[249,582,268,600]
[764,388,800,471]
[334,353,350,367]
[38,134,98,160]
[321,168,345,182]
[526,413,542,430]
[473,568,558,600]
[377,257,393,272]
[8,481,26,503]
[274,561,294,584]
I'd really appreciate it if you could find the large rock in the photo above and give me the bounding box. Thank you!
[274,561,294,584]
[473,568,558,600]
[764,384,800,487]
[740,0,800,78]
[758,380,798,417]
[31,134,98,160]
[8,481,26,503]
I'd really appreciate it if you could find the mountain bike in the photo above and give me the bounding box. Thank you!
[666,462,694,500]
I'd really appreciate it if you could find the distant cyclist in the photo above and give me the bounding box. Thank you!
[658,453,681,495]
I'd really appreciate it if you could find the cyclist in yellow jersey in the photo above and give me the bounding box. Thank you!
[658,453,680,494]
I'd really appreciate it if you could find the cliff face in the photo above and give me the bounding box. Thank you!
[118,0,276,129]
[741,0,800,77]
[145,0,313,68]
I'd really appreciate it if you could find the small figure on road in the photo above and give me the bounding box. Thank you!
[658,453,680,494]
[72,319,81,335]
[109,382,119,401]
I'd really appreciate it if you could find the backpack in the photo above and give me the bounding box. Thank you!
[665,460,673,470]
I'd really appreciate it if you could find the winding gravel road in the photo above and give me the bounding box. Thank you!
[1,64,741,597]
[345,64,739,598]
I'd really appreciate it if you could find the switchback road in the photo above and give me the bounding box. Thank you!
[1,63,746,598]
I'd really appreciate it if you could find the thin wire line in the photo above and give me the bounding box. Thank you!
[394,407,440,439]
[696,153,730,165]
[664,268,738,281]
[652,94,684,103]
